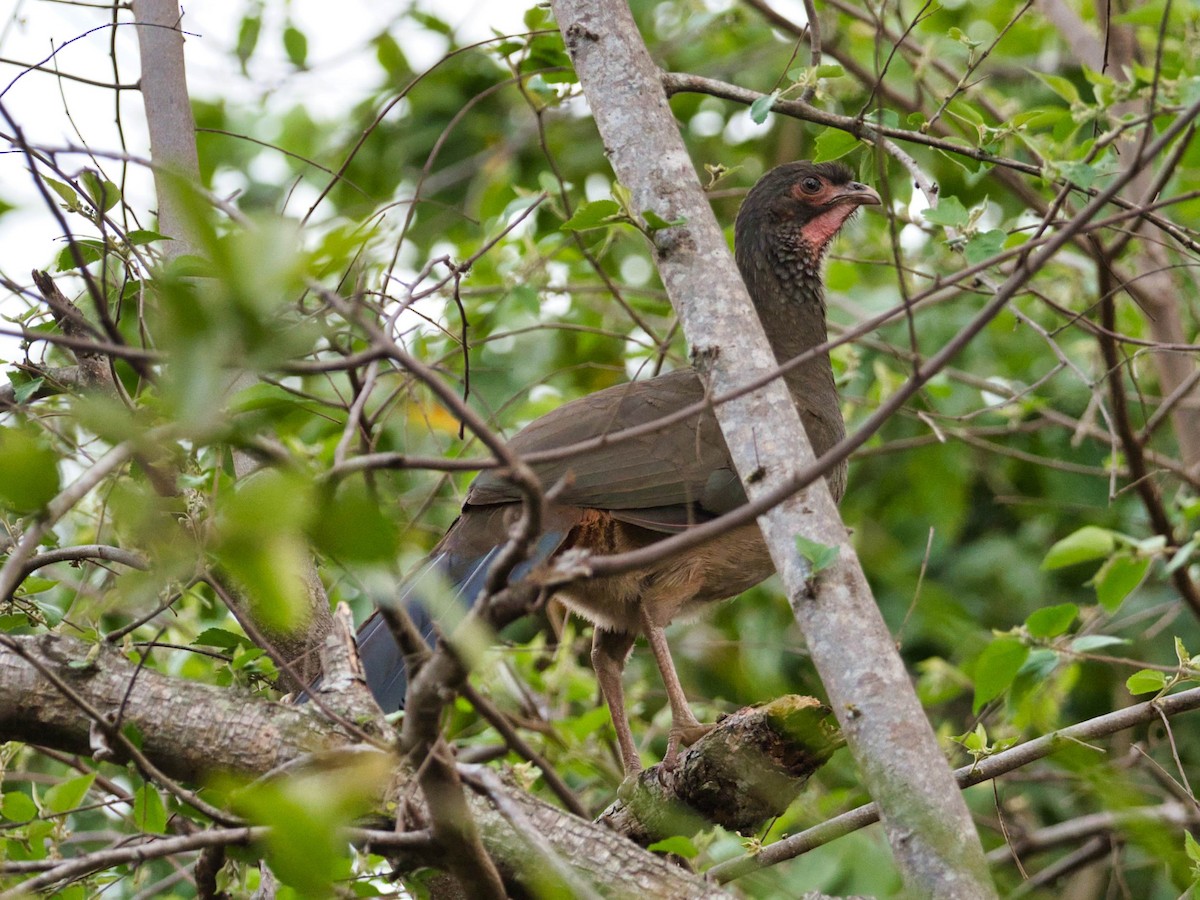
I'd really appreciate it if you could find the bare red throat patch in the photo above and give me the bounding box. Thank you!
[799,204,859,253]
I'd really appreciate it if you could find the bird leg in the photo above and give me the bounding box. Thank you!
[638,605,713,767]
[591,627,642,775]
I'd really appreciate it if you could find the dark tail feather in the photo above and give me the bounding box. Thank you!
[356,526,567,711]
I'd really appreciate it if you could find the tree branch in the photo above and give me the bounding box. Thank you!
[0,632,734,899]
[549,2,995,896]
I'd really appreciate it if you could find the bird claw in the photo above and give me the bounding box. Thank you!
[662,720,715,769]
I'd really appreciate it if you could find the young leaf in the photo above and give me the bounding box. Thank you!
[749,90,780,124]
[1185,830,1200,865]
[55,239,106,272]
[964,229,1006,265]
[2,791,37,823]
[11,376,43,405]
[1092,554,1150,611]
[236,13,262,69]
[0,425,61,513]
[1025,603,1077,638]
[283,23,308,68]
[126,229,169,246]
[561,199,622,232]
[43,774,96,816]
[795,534,839,573]
[43,177,80,211]
[1041,525,1115,570]
[79,170,121,213]
[647,835,699,858]
[1031,70,1081,104]
[133,784,168,834]
[641,209,686,231]
[1057,161,1098,190]
[193,628,252,651]
[1126,669,1167,695]
[922,196,969,228]
[813,128,859,163]
[972,637,1029,712]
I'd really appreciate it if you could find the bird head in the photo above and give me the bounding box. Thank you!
[735,161,881,262]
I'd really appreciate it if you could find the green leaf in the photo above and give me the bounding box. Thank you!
[1126,669,1167,695]
[79,170,120,213]
[236,14,261,69]
[956,722,989,753]
[1165,537,1198,574]
[1026,603,1077,638]
[309,482,399,563]
[11,376,44,404]
[1020,647,1060,680]
[795,534,839,573]
[972,637,1029,712]
[211,471,317,634]
[43,773,96,816]
[641,209,686,231]
[1057,161,1098,190]
[193,628,252,651]
[749,90,780,124]
[283,24,308,68]
[647,835,699,858]
[125,229,168,246]
[1185,830,1200,864]
[922,196,969,228]
[560,199,622,232]
[1093,554,1150,611]
[16,576,56,597]
[228,753,392,895]
[1041,525,1115,570]
[964,229,1006,264]
[524,5,551,29]
[2,792,37,823]
[133,784,168,834]
[412,10,453,34]
[812,128,860,163]
[55,239,106,272]
[1032,70,1080,104]
[0,425,61,513]
[43,177,80,210]
[374,32,408,79]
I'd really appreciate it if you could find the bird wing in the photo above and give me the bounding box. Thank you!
[466,368,745,527]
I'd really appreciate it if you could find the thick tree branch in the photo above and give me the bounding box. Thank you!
[0,632,734,899]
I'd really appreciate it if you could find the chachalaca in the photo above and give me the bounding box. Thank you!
[356,161,880,774]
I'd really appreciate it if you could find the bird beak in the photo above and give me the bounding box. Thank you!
[830,181,882,208]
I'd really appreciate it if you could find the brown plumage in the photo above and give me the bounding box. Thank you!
[357,161,880,774]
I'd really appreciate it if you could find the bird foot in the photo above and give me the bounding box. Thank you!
[662,720,715,769]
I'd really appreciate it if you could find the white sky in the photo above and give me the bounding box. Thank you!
[0,1,530,364]
[0,0,806,366]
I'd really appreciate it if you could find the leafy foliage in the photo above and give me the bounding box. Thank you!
[2,0,1200,897]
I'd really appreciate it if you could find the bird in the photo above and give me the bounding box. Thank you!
[355,161,881,775]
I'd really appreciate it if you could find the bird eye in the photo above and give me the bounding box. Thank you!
[801,176,822,193]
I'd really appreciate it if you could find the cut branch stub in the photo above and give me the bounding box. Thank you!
[598,695,841,846]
